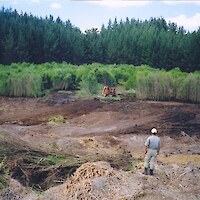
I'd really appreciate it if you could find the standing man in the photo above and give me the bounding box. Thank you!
[144,128,160,175]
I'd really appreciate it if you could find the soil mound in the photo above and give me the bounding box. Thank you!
[65,161,143,200]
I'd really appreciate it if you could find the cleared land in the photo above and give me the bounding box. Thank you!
[0,92,200,200]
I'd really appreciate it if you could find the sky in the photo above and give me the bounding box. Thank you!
[1,0,200,32]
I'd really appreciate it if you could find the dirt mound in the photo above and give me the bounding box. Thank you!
[65,161,143,200]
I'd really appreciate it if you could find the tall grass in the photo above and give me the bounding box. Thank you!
[77,70,102,98]
[0,62,200,103]
[7,72,42,97]
[179,73,200,103]
[136,71,173,100]
[0,62,77,97]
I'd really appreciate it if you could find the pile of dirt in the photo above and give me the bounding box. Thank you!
[1,161,200,200]
[65,161,143,200]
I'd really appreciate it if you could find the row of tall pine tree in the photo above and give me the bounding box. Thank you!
[0,7,200,72]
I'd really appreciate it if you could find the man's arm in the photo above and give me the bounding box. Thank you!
[145,146,148,154]
[157,147,160,155]
[144,137,150,154]
[157,138,161,155]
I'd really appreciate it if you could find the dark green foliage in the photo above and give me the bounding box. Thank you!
[94,68,116,86]
[0,8,84,65]
[0,70,10,96]
[0,8,200,71]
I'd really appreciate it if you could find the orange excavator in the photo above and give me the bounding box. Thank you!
[102,86,110,97]
[102,86,116,97]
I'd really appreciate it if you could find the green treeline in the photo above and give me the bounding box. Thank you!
[0,8,200,72]
[1,62,200,103]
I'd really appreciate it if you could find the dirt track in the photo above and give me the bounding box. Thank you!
[0,92,200,199]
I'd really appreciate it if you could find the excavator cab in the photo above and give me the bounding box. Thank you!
[102,86,110,97]
[102,86,116,97]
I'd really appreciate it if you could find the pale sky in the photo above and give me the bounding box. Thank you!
[1,0,200,32]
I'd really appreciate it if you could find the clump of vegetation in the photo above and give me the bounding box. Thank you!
[40,155,66,166]
[99,95,121,103]
[179,73,200,103]
[126,160,143,171]
[0,157,8,190]
[0,175,8,190]
[0,63,200,103]
[48,115,65,123]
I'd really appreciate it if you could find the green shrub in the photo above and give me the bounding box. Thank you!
[179,73,200,103]
[136,71,173,100]
[79,71,100,95]
[95,68,116,86]
[48,115,65,123]
[168,67,187,99]
[125,73,137,90]
[76,65,92,83]
[40,155,66,166]
[0,72,9,96]
[111,67,130,84]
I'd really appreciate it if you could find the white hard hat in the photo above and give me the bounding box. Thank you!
[151,128,157,134]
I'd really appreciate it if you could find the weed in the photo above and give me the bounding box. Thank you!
[127,160,143,171]
[127,163,133,171]
[48,115,65,123]
[31,188,44,195]
[0,157,8,190]
[0,175,8,190]
[40,155,66,166]
[51,142,59,151]
[99,96,121,103]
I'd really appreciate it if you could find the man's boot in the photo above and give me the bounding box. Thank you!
[150,169,154,176]
[143,168,148,175]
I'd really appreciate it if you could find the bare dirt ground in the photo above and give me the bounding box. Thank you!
[0,92,200,200]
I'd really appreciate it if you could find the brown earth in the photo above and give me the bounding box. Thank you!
[0,92,200,200]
